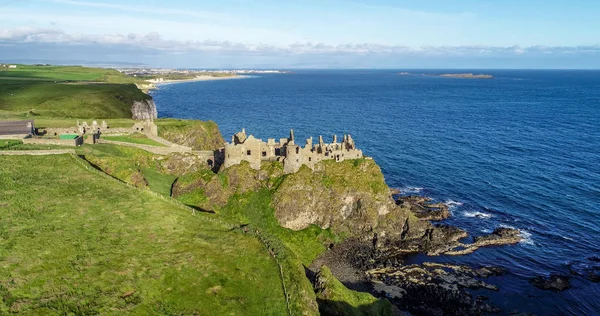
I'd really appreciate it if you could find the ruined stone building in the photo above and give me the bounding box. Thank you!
[223,129,363,174]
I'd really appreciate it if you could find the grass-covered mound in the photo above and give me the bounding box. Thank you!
[0,154,288,314]
[77,144,179,194]
[157,119,225,150]
[0,65,150,119]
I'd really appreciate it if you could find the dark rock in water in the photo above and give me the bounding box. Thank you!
[428,227,522,256]
[529,274,571,292]
[568,258,600,283]
[473,227,521,245]
[396,195,451,221]
[588,256,600,262]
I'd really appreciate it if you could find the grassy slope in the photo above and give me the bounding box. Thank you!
[77,144,171,191]
[0,155,287,315]
[0,65,149,119]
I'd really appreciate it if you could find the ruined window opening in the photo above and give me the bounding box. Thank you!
[295,147,299,154]
[308,157,312,162]
[247,150,251,155]
[275,148,281,155]
[262,151,267,157]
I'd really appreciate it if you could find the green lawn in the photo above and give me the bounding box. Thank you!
[103,133,166,147]
[0,155,288,314]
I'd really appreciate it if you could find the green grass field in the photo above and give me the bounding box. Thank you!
[103,133,166,147]
[0,65,142,83]
[0,154,288,314]
[0,65,149,119]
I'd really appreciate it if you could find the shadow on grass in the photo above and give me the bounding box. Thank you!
[77,155,126,184]
[186,204,215,214]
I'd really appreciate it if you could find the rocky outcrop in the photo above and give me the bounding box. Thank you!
[529,274,571,292]
[271,159,426,238]
[396,196,450,221]
[428,227,522,256]
[131,99,157,120]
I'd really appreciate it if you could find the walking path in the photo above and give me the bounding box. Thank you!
[98,139,214,159]
[146,134,192,150]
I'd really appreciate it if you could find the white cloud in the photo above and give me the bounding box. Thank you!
[1,27,600,65]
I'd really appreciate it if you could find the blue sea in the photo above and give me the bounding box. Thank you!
[151,70,600,315]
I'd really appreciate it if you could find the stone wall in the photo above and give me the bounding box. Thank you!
[23,136,83,147]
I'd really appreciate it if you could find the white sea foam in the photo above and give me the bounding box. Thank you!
[400,186,423,194]
[463,211,493,219]
[519,230,535,246]
[481,228,492,233]
[444,200,464,207]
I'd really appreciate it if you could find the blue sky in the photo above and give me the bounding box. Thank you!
[1,0,599,68]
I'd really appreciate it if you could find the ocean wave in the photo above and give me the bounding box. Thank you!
[463,211,493,219]
[399,186,423,194]
[445,200,463,207]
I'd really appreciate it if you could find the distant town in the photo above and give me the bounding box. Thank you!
[118,68,288,77]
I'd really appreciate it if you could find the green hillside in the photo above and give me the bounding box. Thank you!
[0,65,148,119]
[0,154,288,314]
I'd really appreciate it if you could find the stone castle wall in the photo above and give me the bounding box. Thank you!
[223,129,363,174]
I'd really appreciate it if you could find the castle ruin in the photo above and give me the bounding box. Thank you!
[223,129,363,174]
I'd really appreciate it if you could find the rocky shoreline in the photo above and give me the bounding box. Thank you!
[310,194,526,315]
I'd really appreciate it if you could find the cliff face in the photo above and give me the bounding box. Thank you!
[272,159,397,233]
[131,99,158,120]
[173,158,431,242]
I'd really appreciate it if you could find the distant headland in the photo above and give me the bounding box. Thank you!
[398,72,494,79]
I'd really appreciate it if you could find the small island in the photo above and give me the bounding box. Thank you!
[438,73,494,79]
[398,72,494,79]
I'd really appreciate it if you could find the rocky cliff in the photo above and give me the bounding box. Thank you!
[131,99,158,120]
[173,158,430,242]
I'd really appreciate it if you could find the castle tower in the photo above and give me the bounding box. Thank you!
[305,136,313,149]
[333,134,337,143]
